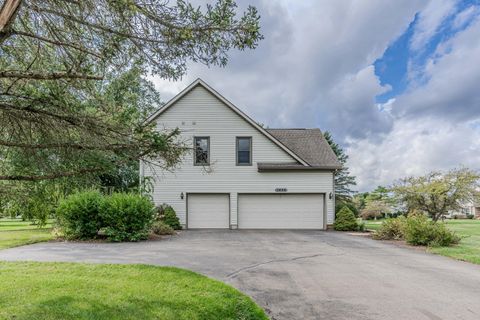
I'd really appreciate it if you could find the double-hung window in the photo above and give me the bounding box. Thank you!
[236,137,252,165]
[194,137,210,165]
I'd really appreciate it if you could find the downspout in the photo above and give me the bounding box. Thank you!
[332,169,336,225]
[139,160,144,195]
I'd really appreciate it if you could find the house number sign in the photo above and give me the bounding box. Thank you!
[275,188,288,192]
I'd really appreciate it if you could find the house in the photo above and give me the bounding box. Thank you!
[141,79,342,229]
[447,202,480,218]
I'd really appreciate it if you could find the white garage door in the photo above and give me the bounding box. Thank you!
[187,194,229,229]
[238,194,324,229]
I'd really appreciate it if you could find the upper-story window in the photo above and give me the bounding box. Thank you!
[236,137,252,166]
[194,137,210,165]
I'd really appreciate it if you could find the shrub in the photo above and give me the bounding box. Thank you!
[162,205,182,230]
[372,217,406,240]
[100,193,155,242]
[335,201,359,217]
[357,221,365,232]
[151,221,175,235]
[334,206,360,231]
[404,215,460,247]
[56,190,104,239]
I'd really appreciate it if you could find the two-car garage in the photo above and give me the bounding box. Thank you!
[187,193,325,229]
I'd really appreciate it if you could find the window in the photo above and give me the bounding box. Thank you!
[236,137,252,165]
[194,137,209,165]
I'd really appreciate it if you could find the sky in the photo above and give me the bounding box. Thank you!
[152,0,480,192]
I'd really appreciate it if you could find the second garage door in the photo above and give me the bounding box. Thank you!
[238,194,324,229]
[187,194,229,229]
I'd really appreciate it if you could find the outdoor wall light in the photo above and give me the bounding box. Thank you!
[180,192,184,200]
[329,192,333,200]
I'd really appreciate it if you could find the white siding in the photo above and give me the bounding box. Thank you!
[143,85,335,227]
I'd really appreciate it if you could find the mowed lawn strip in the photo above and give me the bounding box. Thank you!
[0,219,54,250]
[0,262,268,320]
[364,219,480,265]
[428,220,480,264]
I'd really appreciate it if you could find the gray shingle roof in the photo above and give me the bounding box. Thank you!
[265,128,342,169]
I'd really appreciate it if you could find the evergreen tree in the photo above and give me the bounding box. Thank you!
[323,131,357,201]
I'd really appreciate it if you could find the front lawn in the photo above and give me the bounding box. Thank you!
[365,219,480,264]
[0,218,54,250]
[362,219,382,231]
[0,262,268,320]
[428,220,480,264]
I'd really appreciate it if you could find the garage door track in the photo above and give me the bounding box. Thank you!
[1,230,480,320]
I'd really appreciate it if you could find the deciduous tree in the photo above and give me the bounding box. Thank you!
[391,168,480,222]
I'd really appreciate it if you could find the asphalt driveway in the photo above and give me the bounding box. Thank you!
[1,230,479,320]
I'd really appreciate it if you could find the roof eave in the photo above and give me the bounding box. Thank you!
[257,164,342,172]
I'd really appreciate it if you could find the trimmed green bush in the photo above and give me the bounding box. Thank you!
[151,221,175,235]
[373,217,406,240]
[56,190,104,239]
[100,193,155,242]
[404,215,460,247]
[335,201,359,217]
[162,205,181,230]
[334,206,360,231]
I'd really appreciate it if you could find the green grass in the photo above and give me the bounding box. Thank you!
[0,261,268,320]
[0,218,54,250]
[362,219,383,231]
[364,218,480,264]
[428,220,480,264]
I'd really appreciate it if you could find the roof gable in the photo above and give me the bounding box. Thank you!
[146,79,309,166]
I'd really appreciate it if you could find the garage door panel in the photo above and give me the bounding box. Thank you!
[238,194,324,229]
[188,194,229,229]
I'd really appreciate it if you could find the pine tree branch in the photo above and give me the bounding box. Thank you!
[12,29,103,58]
[0,70,103,80]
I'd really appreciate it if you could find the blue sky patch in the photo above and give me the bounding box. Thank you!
[374,0,479,104]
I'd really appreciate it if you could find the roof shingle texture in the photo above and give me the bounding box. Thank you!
[266,129,342,168]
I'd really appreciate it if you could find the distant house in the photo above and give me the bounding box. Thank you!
[141,79,341,229]
[448,202,480,218]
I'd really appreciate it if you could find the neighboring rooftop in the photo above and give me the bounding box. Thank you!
[265,128,342,169]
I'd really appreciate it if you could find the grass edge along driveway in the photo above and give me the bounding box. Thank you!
[0,219,54,250]
[364,219,480,265]
[0,261,268,320]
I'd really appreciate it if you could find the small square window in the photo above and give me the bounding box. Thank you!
[236,137,252,165]
[194,137,209,165]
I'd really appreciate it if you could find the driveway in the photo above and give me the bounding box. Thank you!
[1,230,479,320]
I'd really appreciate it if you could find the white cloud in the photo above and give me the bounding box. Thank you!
[452,5,480,30]
[347,118,480,191]
[410,0,458,51]
[397,17,480,122]
[349,13,480,191]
